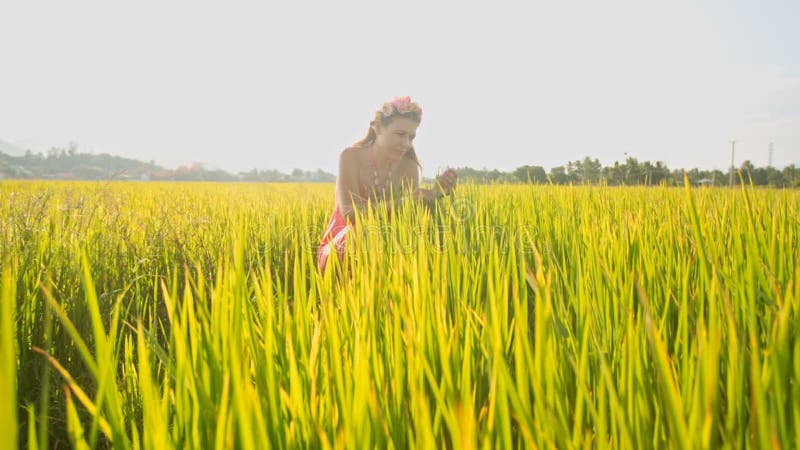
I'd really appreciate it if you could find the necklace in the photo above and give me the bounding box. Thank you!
[368,145,399,197]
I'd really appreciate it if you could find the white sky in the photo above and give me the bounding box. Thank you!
[1,0,798,174]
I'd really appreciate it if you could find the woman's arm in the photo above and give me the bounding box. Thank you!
[404,164,458,208]
[337,152,458,221]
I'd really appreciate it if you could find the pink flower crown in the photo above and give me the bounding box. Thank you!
[379,96,423,120]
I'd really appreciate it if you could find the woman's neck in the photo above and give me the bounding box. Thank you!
[371,141,395,172]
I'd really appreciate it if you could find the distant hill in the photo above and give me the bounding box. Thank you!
[0,148,165,180]
[0,139,25,156]
[0,147,336,182]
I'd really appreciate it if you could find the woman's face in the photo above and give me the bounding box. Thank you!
[374,116,419,162]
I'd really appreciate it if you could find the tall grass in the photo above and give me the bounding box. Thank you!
[2,261,19,449]
[0,180,798,448]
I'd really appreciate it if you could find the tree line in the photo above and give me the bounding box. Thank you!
[1,148,797,187]
[454,157,799,187]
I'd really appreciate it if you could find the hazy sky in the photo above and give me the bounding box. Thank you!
[1,0,798,174]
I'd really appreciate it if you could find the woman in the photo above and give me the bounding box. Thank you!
[317,96,458,271]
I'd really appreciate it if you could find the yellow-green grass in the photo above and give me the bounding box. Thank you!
[0,179,798,449]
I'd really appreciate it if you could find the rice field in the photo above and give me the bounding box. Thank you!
[1,179,798,449]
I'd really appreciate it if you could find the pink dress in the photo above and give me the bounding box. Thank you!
[317,170,370,271]
[317,204,350,271]
[318,144,402,271]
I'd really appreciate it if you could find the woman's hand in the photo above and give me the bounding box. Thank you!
[412,187,440,203]
[408,169,458,206]
[435,168,458,197]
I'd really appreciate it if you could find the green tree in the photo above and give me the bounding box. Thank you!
[580,157,602,183]
[622,157,642,185]
[513,165,547,184]
[783,164,799,187]
[548,166,568,184]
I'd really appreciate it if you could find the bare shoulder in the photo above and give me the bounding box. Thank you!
[339,146,367,166]
[341,145,369,158]
[339,146,357,161]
